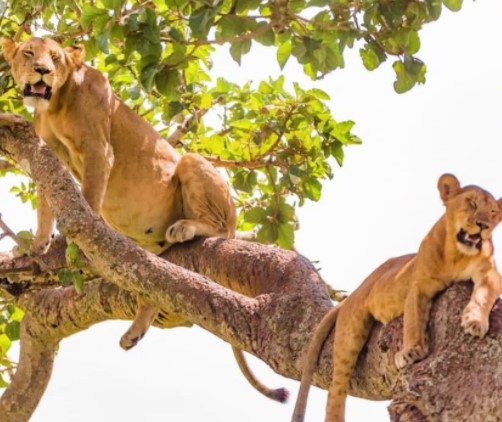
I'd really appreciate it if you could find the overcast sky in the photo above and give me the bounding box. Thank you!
[1,1,502,421]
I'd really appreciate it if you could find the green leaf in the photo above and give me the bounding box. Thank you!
[155,67,180,100]
[235,0,262,13]
[426,0,442,20]
[257,221,279,244]
[393,56,427,94]
[0,334,11,355]
[277,222,295,249]
[140,64,161,92]
[96,32,110,54]
[304,177,322,201]
[230,40,252,65]
[5,321,20,341]
[233,170,258,193]
[443,0,462,12]
[360,43,386,71]
[216,16,247,40]
[278,202,295,223]
[65,243,80,265]
[397,30,420,55]
[189,7,217,39]
[83,38,100,60]
[7,306,24,323]
[16,230,32,241]
[58,269,75,286]
[230,119,253,129]
[81,4,107,30]
[0,375,8,388]
[307,88,330,101]
[244,207,267,224]
[277,40,292,70]
[331,141,344,166]
[255,25,275,47]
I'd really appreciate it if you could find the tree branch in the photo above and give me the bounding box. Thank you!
[1,116,502,421]
[0,316,57,422]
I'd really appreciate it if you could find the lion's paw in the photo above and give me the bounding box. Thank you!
[395,344,428,369]
[165,220,197,244]
[462,306,488,338]
[119,330,145,351]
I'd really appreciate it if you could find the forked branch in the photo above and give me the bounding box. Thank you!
[1,116,502,421]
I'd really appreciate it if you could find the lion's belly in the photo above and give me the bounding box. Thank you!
[101,164,183,254]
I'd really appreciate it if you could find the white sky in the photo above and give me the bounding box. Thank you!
[1,1,502,421]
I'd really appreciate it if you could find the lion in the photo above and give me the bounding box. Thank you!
[1,37,287,404]
[292,174,502,422]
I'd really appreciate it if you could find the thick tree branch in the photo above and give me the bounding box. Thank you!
[1,116,502,421]
[0,316,57,422]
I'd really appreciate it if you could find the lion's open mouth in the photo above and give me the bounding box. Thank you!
[457,229,482,250]
[23,81,52,100]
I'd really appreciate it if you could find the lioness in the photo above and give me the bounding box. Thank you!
[292,174,502,422]
[1,37,287,403]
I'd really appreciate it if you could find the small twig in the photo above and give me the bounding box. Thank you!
[0,214,51,272]
[166,108,209,147]
[193,23,272,47]
[166,96,224,147]
[204,156,270,170]
[0,213,22,246]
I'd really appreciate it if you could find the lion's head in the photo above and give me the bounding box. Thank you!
[438,173,502,256]
[1,37,84,111]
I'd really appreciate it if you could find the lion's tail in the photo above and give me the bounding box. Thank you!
[232,346,289,403]
[291,304,342,422]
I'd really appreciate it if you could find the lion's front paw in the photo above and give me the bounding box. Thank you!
[165,220,197,244]
[462,306,489,338]
[395,344,428,369]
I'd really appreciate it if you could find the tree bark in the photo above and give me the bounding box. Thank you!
[1,117,502,421]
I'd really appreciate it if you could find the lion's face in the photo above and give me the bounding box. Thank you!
[2,38,82,111]
[438,174,502,256]
[449,189,501,256]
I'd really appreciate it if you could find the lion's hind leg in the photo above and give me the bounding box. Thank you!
[165,153,236,243]
[326,308,373,422]
[120,298,159,350]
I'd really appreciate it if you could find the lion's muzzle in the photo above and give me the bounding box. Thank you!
[457,229,482,251]
[23,81,52,101]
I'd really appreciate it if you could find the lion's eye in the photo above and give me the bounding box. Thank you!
[468,199,477,210]
[22,50,34,58]
[492,209,499,217]
[51,53,60,62]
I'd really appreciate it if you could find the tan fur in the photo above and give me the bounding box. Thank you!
[2,37,286,403]
[292,174,502,422]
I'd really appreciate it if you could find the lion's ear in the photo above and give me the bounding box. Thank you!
[65,44,85,65]
[1,38,19,64]
[438,173,461,203]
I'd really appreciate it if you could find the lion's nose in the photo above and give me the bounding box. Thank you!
[34,67,50,75]
[477,221,489,231]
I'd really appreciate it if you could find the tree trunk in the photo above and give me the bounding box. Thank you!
[1,117,502,421]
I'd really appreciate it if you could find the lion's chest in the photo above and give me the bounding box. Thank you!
[35,114,84,179]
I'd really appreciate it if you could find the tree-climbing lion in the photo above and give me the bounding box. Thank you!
[1,37,287,403]
[292,174,502,421]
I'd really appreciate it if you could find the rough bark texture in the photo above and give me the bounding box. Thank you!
[1,117,502,421]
